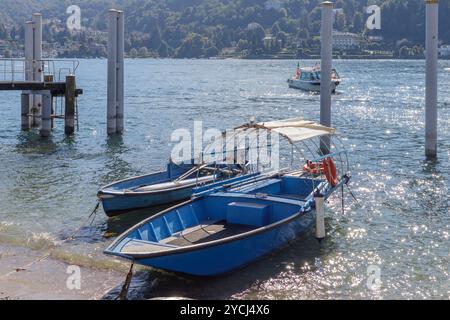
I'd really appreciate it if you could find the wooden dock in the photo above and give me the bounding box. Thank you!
[0,58,83,137]
[0,81,83,97]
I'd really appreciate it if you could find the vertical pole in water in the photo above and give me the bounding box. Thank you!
[21,93,30,130]
[107,9,123,135]
[116,11,125,134]
[425,0,439,159]
[23,21,34,130]
[44,75,55,129]
[40,91,52,137]
[32,13,43,128]
[315,195,326,241]
[320,1,333,154]
[24,21,33,81]
[65,75,76,135]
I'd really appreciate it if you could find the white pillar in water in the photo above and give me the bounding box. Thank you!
[116,11,125,134]
[107,9,124,135]
[320,1,333,153]
[24,21,34,82]
[32,13,43,82]
[21,93,30,130]
[315,195,326,240]
[107,10,117,134]
[40,91,52,137]
[31,13,43,127]
[23,21,34,130]
[425,0,439,159]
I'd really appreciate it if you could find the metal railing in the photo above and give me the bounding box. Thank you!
[0,58,80,83]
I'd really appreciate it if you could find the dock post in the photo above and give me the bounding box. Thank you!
[315,195,326,241]
[40,91,52,137]
[32,13,43,82]
[21,93,31,130]
[31,13,43,128]
[107,9,125,135]
[24,21,33,81]
[320,1,333,153]
[116,10,125,134]
[65,75,76,135]
[425,0,439,159]
[107,10,117,135]
[23,21,33,127]
[44,75,55,129]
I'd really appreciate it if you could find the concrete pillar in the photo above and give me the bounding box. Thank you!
[107,10,118,134]
[40,92,52,137]
[23,14,44,128]
[45,75,55,129]
[107,9,125,135]
[21,93,30,130]
[320,1,333,154]
[425,0,439,159]
[23,21,33,126]
[31,14,43,127]
[24,22,34,82]
[32,13,43,82]
[315,195,326,241]
[116,11,125,134]
[65,75,76,135]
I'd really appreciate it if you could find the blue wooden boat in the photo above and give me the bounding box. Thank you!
[98,162,242,217]
[105,119,351,276]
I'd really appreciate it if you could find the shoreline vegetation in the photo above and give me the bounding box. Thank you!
[119,55,448,60]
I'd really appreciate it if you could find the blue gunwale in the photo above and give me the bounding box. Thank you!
[102,179,212,196]
[105,195,308,260]
[99,172,214,196]
[97,162,243,216]
[104,176,348,260]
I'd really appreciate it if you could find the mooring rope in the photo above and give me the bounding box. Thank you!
[345,183,359,205]
[64,201,100,241]
[116,262,134,300]
[0,200,101,280]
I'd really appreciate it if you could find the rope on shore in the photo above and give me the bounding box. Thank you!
[116,263,134,300]
[0,201,101,280]
[64,201,100,242]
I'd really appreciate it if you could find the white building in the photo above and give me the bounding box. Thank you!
[332,31,361,51]
[368,35,383,42]
[440,45,450,57]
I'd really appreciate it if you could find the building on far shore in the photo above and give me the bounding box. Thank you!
[0,40,10,57]
[332,31,361,51]
[368,35,383,42]
[440,45,450,57]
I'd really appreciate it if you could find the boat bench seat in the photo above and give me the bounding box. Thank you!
[226,202,270,227]
[162,222,256,247]
[232,178,282,194]
[121,239,177,254]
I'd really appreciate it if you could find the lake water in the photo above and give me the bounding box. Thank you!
[0,59,449,299]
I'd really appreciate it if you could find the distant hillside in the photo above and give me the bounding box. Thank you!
[0,0,449,58]
[0,0,120,24]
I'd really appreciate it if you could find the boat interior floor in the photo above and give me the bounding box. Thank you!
[120,221,258,254]
[162,221,257,247]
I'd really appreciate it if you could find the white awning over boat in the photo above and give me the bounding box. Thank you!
[236,118,336,143]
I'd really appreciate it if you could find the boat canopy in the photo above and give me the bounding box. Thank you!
[299,67,318,73]
[235,118,336,143]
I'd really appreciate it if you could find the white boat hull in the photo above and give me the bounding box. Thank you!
[288,79,339,93]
